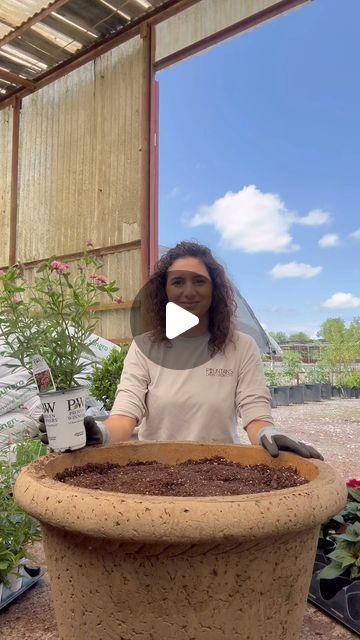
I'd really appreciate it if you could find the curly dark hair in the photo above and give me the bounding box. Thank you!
[142,241,238,357]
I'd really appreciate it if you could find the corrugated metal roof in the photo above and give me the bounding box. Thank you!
[0,0,167,101]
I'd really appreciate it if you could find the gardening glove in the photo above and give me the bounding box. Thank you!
[258,426,323,460]
[38,415,110,448]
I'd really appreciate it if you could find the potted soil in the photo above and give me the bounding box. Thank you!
[14,442,346,640]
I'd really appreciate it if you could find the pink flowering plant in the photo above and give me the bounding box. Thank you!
[0,252,122,391]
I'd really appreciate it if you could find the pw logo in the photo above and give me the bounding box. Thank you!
[42,402,55,414]
[67,397,85,411]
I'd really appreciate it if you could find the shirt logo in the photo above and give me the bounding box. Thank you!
[206,368,233,377]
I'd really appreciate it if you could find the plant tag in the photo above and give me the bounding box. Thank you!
[32,355,56,393]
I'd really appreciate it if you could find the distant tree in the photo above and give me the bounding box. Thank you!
[288,331,311,343]
[269,331,288,344]
[317,318,345,342]
[318,317,358,374]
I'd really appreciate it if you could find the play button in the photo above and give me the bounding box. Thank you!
[165,302,199,339]
[129,270,217,370]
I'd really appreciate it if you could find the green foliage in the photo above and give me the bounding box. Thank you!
[320,485,360,580]
[288,331,311,343]
[0,436,47,585]
[304,362,331,384]
[337,370,360,388]
[282,352,304,384]
[90,345,130,411]
[263,367,287,387]
[318,317,360,374]
[0,253,121,390]
[269,331,288,345]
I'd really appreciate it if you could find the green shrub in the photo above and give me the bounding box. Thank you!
[0,436,47,585]
[282,352,304,385]
[337,370,360,388]
[89,345,130,411]
[304,363,331,384]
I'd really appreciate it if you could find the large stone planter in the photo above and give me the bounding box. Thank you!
[14,442,347,640]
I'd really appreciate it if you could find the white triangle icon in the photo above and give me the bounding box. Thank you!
[166,302,199,339]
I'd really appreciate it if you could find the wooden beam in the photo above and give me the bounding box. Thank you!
[9,97,21,265]
[0,68,35,88]
[0,0,71,48]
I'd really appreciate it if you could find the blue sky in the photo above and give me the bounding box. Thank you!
[158,0,360,338]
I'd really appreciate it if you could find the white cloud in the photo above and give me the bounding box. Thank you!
[269,262,323,279]
[292,209,331,226]
[187,185,300,253]
[349,228,360,240]
[187,185,333,253]
[318,233,340,248]
[322,292,360,309]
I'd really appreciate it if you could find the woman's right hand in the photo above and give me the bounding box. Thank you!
[38,415,110,447]
[38,414,136,448]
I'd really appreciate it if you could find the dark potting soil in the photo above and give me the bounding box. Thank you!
[54,456,307,497]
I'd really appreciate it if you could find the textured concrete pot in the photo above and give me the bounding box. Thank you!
[14,442,347,640]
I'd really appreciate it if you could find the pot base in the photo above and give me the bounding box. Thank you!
[43,524,319,640]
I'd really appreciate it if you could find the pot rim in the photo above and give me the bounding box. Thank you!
[14,442,347,544]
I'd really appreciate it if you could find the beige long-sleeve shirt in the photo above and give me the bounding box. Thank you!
[110,331,273,443]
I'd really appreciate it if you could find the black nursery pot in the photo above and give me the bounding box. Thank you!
[270,385,290,406]
[309,549,360,635]
[320,383,332,400]
[289,385,305,404]
[304,384,322,402]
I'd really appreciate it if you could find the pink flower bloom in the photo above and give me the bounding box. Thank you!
[58,263,70,274]
[11,295,21,304]
[51,260,70,274]
[347,478,360,488]
[90,273,108,285]
[0,269,5,276]
[114,296,124,304]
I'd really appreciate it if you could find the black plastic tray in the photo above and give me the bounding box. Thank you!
[0,565,44,610]
[308,550,360,635]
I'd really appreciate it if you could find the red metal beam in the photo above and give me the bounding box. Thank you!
[154,0,311,71]
[140,21,153,286]
[9,97,21,265]
[0,0,202,110]
[0,0,71,48]
[0,67,35,88]
[149,79,159,274]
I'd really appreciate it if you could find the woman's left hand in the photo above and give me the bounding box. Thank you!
[257,426,323,460]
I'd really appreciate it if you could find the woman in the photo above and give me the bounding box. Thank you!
[86,241,322,459]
